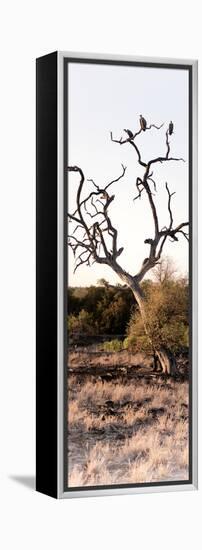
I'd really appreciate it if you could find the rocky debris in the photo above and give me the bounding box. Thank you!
[105,400,114,407]
[148,407,165,418]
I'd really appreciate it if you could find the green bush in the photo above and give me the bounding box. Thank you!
[67,284,135,336]
[103,339,123,352]
[68,309,95,336]
[126,280,189,353]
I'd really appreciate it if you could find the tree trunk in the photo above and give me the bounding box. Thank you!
[131,287,176,376]
[133,288,176,375]
[112,264,176,376]
[155,347,176,375]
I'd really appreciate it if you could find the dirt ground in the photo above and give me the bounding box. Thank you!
[67,349,189,487]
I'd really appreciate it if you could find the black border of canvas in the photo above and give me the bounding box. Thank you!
[36,51,58,498]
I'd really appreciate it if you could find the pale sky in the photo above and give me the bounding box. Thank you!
[67,62,189,286]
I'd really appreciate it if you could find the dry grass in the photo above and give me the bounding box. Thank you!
[67,353,189,488]
[69,349,151,369]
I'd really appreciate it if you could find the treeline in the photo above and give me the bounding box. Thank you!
[68,276,189,353]
[68,281,135,338]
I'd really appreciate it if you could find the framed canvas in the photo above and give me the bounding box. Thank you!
[36,51,198,498]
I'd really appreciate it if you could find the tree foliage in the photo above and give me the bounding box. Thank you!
[68,273,189,354]
[125,279,188,353]
[68,284,135,340]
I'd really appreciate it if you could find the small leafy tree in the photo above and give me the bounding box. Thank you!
[103,339,123,352]
[68,309,95,338]
[152,256,179,285]
[125,279,188,355]
[97,278,109,288]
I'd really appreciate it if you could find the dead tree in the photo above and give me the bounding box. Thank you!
[67,119,189,375]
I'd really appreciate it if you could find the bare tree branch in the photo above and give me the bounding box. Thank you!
[67,164,126,272]
[111,121,185,171]
[67,119,189,286]
[133,177,145,201]
[110,131,147,167]
[110,122,188,282]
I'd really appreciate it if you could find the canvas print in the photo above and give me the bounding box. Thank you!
[65,60,191,489]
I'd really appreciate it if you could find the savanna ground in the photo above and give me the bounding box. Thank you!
[67,347,189,487]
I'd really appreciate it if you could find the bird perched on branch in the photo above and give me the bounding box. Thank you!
[124,129,134,139]
[168,121,174,135]
[100,190,109,200]
[144,238,154,245]
[140,115,147,131]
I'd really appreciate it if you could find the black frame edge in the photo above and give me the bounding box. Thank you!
[36,51,58,498]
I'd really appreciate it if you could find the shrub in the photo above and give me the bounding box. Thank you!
[68,309,95,337]
[67,284,135,336]
[126,280,189,353]
[103,339,123,352]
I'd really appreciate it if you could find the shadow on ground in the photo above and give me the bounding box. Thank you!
[9,475,35,491]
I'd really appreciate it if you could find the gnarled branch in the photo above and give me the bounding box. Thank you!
[68,118,189,286]
[67,164,126,272]
[110,120,188,282]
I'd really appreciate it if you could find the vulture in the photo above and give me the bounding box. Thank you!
[124,128,134,139]
[100,190,109,200]
[169,121,174,135]
[144,238,154,245]
[140,114,147,131]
